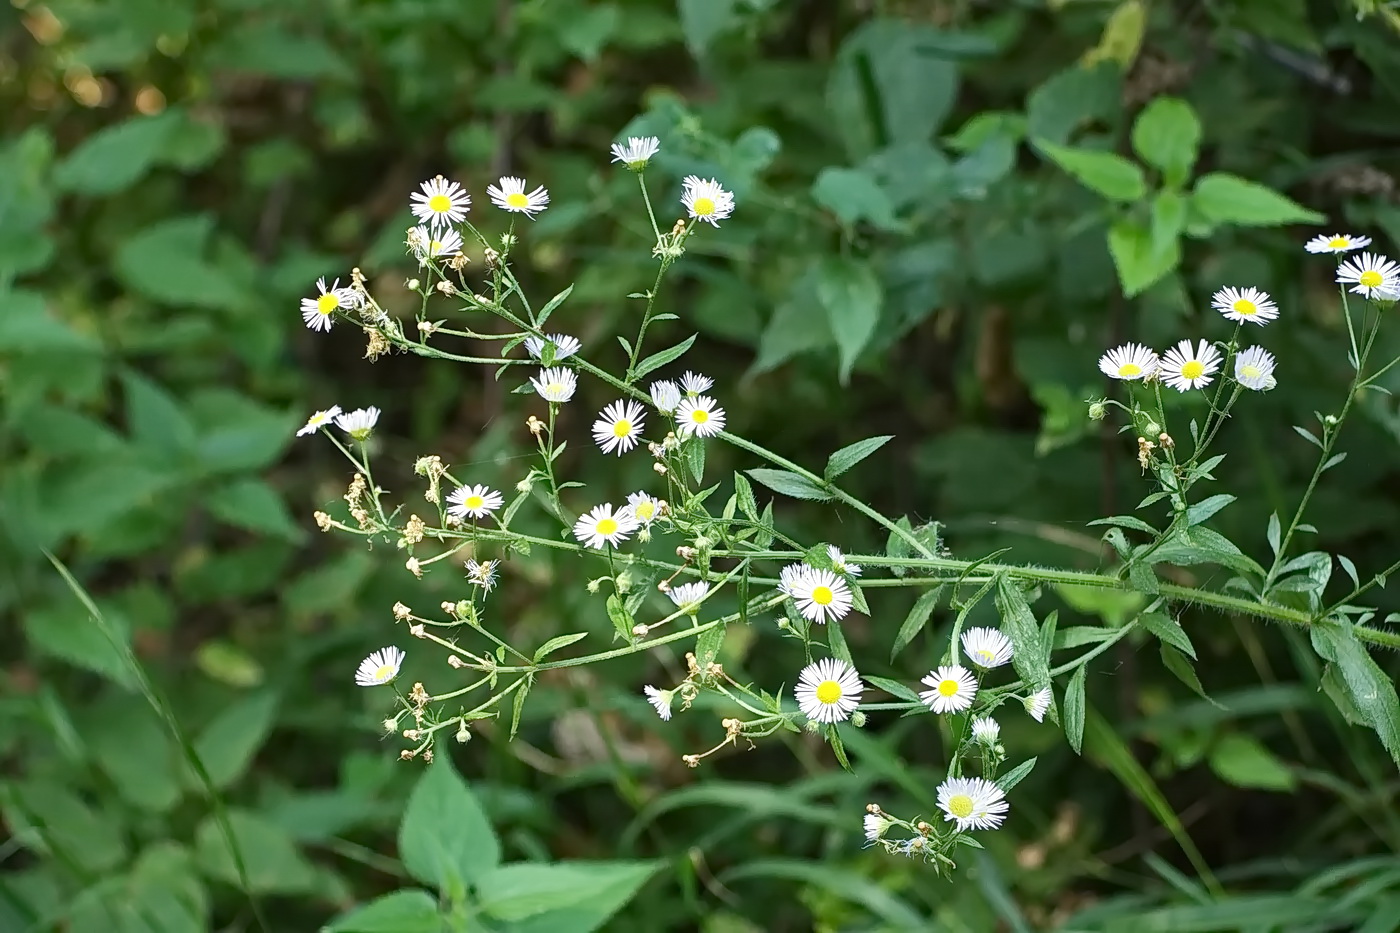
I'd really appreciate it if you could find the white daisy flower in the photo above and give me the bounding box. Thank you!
[680,371,713,395]
[611,136,660,170]
[961,627,1013,669]
[827,545,862,577]
[1338,252,1400,298]
[354,646,405,687]
[1305,233,1371,254]
[1097,342,1159,380]
[446,484,504,520]
[465,558,499,591]
[680,176,734,227]
[530,367,577,403]
[573,503,638,549]
[411,175,470,229]
[1234,346,1277,391]
[920,664,977,714]
[794,658,864,724]
[297,405,342,437]
[335,407,380,442]
[675,396,725,438]
[649,379,682,413]
[644,685,673,721]
[592,400,646,455]
[863,812,891,842]
[667,581,710,610]
[410,224,462,263]
[1212,286,1279,326]
[1160,339,1222,392]
[1024,687,1052,723]
[971,716,1000,745]
[488,176,549,218]
[626,491,663,525]
[786,568,853,625]
[525,333,582,362]
[779,563,808,595]
[936,776,1009,832]
[300,277,354,332]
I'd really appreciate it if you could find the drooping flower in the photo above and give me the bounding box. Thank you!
[573,503,638,549]
[488,176,550,218]
[971,717,1000,745]
[592,400,646,455]
[411,175,470,229]
[863,812,891,843]
[301,277,354,332]
[611,136,660,170]
[1024,687,1052,723]
[530,367,577,403]
[644,685,673,721]
[1097,343,1159,381]
[465,558,499,591]
[827,545,862,577]
[297,405,342,437]
[681,176,734,226]
[1212,286,1279,326]
[355,646,405,687]
[626,491,662,525]
[785,567,854,624]
[961,627,1013,669]
[680,371,713,395]
[1160,339,1222,392]
[446,484,504,520]
[1337,252,1400,299]
[936,776,1008,832]
[650,380,682,412]
[919,664,977,714]
[675,396,725,438]
[668,581,710,610]
[525,333,581,362]
[1305,233,1371,254]
[1234,346,1277,391]
[335,407,381,441]
[794,658,863,724]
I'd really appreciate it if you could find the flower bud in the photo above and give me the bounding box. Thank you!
[850,710,867,728]
[1088,401,1107,421]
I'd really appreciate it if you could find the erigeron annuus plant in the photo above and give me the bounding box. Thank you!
[295,133,1400,875]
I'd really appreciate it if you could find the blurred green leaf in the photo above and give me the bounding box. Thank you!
[816,256,882,383]
[194,810,319,894]
[114,215,251,311]
[1131,97,1201,183]
[1108,218,1180,297]
[323,890,442,933]
[1191,172,1325,226]
[811,167,900,230]
[1208,733,1296,791]
[0,780,128,873]
[478,861,658,923]
[1037,141,1146,202]
[399,756,500,892]
[206,478,305,541]
[191,690,279,790]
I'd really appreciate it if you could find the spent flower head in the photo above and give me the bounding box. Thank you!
[1024,687,1052,722]
[643,685,673,721]
[650,379,682,412]
[971,717,1000,745]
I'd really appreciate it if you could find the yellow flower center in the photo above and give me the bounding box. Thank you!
[1360,270,1383,288]
[1232,299,1257,315]
[373,664,395,682]
[938,678,960,697]
[946,794,974,818]
[506,192,530,209]
[811,585,834,606]
[1180,361,1204,380]
[428,194,452,213]
[815,680,843,704]
[1240,364,1261,380]
[429,239,444,253]
[975,649,995,664]
[691,409,709,423]
[635,502,655,520]
[612,419,633,438]
[547,382,564,396]
[1119,363,1141,377]
[465,495,484,510]
[1329,236,1349,248]
[595,518,618,536]
[693,196,715,216]
[316,293,339,314]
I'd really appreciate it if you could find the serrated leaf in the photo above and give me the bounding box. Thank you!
[745,468,832,501]
[824,434,894,480]
[398,756,499,891]
[1063,666,1087,754]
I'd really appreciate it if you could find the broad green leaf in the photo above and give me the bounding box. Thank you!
[824,435,894,479]
[533,632,588,662]
[1,780,128,873]
[865,675,920,703]
[477,861,658,923]
[745,468,832,501]
[193,810,318,894]
[191,690,279,790]
[399,756,500,892]
[1150,189,1187,256]
[676,0,744,57]
[0,289,98,353]
[1064,666,1087,754]
[1108,218,1180,297]
[1311,621,1400,767]
[22,599,135,688]
[1208,733,1296,791]
[1139,611,1196,658]
[1081,0,1147,69]
[114,215,251,311]
[1036,140,1146,202]
[203,22,353,80]
[633,334,696,380]
[1130,96,1201,181]
[52,110,181,195]
[694,621,726,672]
[816,256,883,383]
[122,370,197,458]
[323,890,442,933]
[1054,584,1145,627]
[606,595,635,642]
[1191,172,1325,227]
[207,478,304,541]
[1026,62,1121,145]
[993,577,1050,689]
[891,587,943,661]
[86,698,182,812]
[811,167,900,231]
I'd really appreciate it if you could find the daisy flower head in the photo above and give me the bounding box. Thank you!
[1097,342,1158,381]
[573,503,638,549]
[779,563,808,595]
[680,371,713,395]
[1337,252,1400,298]
[1306,233,1371,254]
[681,176,734,227]
[827,545,862,577]
[1160,339,1222,392]
[300,277,354,332]
[626,491,662,525]
[1212,286,1279,326]
[611,136,660,170]
[920,664,977,714]
[465,558,499,591]
[335,407,380,442]
[961,627,1013,669]
[787,567,854,624]
[1024,686,1053,723]
[936,776,1009,832]
[794,657,864,724]
[668,581,710,610]
[643,685,673,721]
[649,379,682,413]
[530,367,577,404]
[525,332,581,362]
[675,396,726,438]
[410,224,462,263]
[411,175,470,229]
[1234,346,1277,391]
[592,400,646,455]
[446,483,503,520]
[297,405,342,437]
[488,176,549,218]
[971,716,1000,745]
[355,646,405,687]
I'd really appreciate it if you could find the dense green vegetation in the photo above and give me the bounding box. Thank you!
[5,1,1400,930]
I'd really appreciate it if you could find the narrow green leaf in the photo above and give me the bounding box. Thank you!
[606,595,635,643]
[1063,666,1086,754]
[533,632,588,662]
[824,434,894,479]
[1139,611,1195,659]
[865,675,919,703]
[633,333,697,380]
[1266,512,1282,557]
[1311,621,1400,767]
[816,256,883,383]
[1192,172,1325,226]
[536,283,573,326]
[1208,733,1296,791]
[1184,493,1235,527]
[1161,644,1221,707]
[1037,140,1147,202]
[745,468,832,501]
[996,757,1037,792]
[994,576,1050,688]
[891,587,943,661]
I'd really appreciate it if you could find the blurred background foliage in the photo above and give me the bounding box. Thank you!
[5,0,1400,929]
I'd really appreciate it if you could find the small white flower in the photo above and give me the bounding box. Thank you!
[592,400,646,455]
[794,657,863,724]
[668,581,710,610]
[863,812,891,842]
[971,717,1000,745]
[530,367,577,403]
[411,175,470,229]
[936,776,1008,832]
[611,136,660,169]
[410,224,462,263]
[1234,346,1277,391]
[1160,339,1222,392]
[626,491,662,525]
[1212,286,1279,326]
[525,333,582,361]
[465,558,499,591]
[355,646,405,687]
[644,685,673,721]
[1024,687,1052,723]
[300,277,354,332]
[650,379,682,413]
[1305,233,1371,254]
[961,627,1013,669]
[680,371,713,395]
[1097,342,1159,380]
[446,484,504,520]
[1337,252,1400,298]
[827,545,862,577]
[920,664,977,714]
[675,396,726,438]
[335,407,380,441]
[573,503,638,549]
[488,176,549,218]
[785,567,853,625]
[681,176,734,226]
[297,405,342,437]
[779,563,808,594]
